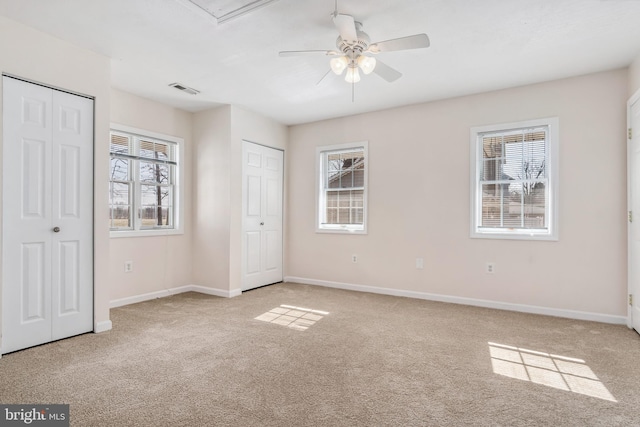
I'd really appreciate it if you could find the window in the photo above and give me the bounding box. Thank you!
[316,142,368,233]
[470,118,558,240]
[109,124,183,237]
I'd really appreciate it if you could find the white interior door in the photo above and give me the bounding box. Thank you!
[242,141,283,291]
[2,76,94,354]
[630,96,640,333]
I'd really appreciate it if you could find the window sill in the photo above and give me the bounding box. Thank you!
[471,229,557,241]
[110,228,184,238]
[316,227,367,235]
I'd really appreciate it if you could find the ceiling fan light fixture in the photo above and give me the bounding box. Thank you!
[345,67,361,83]
[357,55,376,75]
[330,56,349,75]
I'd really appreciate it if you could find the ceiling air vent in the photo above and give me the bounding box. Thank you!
[169,82,200,95]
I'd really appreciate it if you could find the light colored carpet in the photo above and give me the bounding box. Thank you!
[1,282,639,426]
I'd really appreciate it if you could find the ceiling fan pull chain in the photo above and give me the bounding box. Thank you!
[352,79,355,103]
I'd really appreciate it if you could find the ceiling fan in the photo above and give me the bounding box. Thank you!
[279,3,430,89]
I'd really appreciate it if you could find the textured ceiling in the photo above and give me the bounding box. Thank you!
[1,0,640,125]
[183,0,279,23]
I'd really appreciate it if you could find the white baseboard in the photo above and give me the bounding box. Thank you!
[109,285,241,309]
[284,276,627,325]
[94,320,113,333]
[110,287,188,308]
[190,285,243,299]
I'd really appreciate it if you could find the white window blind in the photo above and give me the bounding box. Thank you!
[479,127,547,230]
[470,118,558,240]
[109,133,133,229]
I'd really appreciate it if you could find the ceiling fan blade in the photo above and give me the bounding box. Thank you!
[279,50,339,57]
[332,13,358,43]
[369,34,430,53]
[316,69,333,85]
[373,60,402,82]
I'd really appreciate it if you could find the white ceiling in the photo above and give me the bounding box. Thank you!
[2,0,640,125]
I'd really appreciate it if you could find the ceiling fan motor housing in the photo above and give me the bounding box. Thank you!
[336,22,370,56]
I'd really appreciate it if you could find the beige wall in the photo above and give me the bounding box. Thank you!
[193,106,233,291]
[628,53,640,97]
[193,105,287,293]
[0,16,112,331]
[109,89,194,302]
[287,69,628,319]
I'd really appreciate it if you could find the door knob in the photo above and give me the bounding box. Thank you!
[53,227,60,233]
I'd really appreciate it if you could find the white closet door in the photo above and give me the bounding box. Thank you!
[2,76,93,354]
[242,141,283,291]
[2,78,54,353]
[630,96,640,333]
[50,88,94,340]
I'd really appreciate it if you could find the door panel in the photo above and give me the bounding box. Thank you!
[59,105,81,133]
[242,141,283,291]
[265,230,280,271]
[22,96,47,127]
[58,240,80,314]
[266,177,279,216]
[247,151,261,168]
[247,175,262,217]
[22,243,48,321]
[59,145,80,218]
[246,232,261,275]
[22,138,47,217]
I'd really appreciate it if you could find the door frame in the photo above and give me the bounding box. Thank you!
[0,74,95,355]
[240,140,284,291]
[627,87,640,329]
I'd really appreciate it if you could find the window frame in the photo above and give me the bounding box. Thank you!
[469,117,559,241]
[316,141,369,234]
[109,123,184,238]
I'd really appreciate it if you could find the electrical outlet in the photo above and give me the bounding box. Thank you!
[416,258,424,269]
[352,254,358,263]
[486,262,495,274]
[124,261,133,273]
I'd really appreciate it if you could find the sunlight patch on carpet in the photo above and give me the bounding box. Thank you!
[488,342,616,402]
[255,305,329,331]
